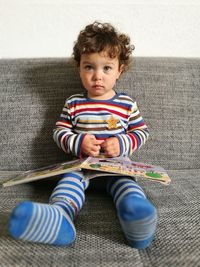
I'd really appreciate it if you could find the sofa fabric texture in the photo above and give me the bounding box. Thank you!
[0,58,199,267]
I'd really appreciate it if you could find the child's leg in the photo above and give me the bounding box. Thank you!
[107,176,157,249]
[8,171,89,246]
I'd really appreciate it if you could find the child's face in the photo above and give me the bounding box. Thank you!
[79,52,123,100]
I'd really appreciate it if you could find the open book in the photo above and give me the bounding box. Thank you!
[1,156,171,187]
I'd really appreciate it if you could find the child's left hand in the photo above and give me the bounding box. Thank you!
[101,137,120,157]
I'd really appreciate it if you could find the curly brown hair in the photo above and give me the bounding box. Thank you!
[72,21,135,72]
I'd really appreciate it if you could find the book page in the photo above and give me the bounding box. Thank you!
[81,156,171,185]
[2,159,83,187]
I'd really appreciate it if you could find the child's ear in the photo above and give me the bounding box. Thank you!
[118,64,125,77]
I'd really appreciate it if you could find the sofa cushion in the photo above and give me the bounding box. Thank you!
[0,169,199,266]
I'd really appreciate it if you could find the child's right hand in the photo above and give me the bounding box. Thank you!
[81,134,104,157]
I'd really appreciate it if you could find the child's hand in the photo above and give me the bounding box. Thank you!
[81,134,104,157]
[101,137,120,157]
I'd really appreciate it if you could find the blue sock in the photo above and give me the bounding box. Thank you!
[8,171,89,246]
[107,177,157,249]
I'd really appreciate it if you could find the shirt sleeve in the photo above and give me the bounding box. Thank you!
[115,101,149,156]
[53,99,86,158]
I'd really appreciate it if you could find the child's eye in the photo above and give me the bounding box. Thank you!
[104,66,112,72]
[84,65,93,71]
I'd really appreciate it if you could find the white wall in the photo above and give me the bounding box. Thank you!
[0,0,200,58]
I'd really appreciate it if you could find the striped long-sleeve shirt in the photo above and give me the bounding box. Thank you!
[53,93,149,158]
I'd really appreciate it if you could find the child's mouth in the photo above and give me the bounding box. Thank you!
[93,85,104,89]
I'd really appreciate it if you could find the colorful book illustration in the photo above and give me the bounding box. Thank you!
[1,156,171,187]
[81,157,171,185]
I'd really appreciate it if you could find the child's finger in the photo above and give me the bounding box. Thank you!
[95,140,104,145]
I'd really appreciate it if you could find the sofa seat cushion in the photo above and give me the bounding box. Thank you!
[0,169,199,266]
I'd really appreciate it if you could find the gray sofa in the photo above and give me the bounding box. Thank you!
[0,58,199,267]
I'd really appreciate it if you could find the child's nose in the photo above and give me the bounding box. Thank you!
[93,70,102,80]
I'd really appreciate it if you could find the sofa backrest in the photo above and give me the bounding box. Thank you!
[0,58,199,171]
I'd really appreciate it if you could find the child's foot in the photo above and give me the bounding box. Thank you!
[8,201,76,246]
[118,195,157,249]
